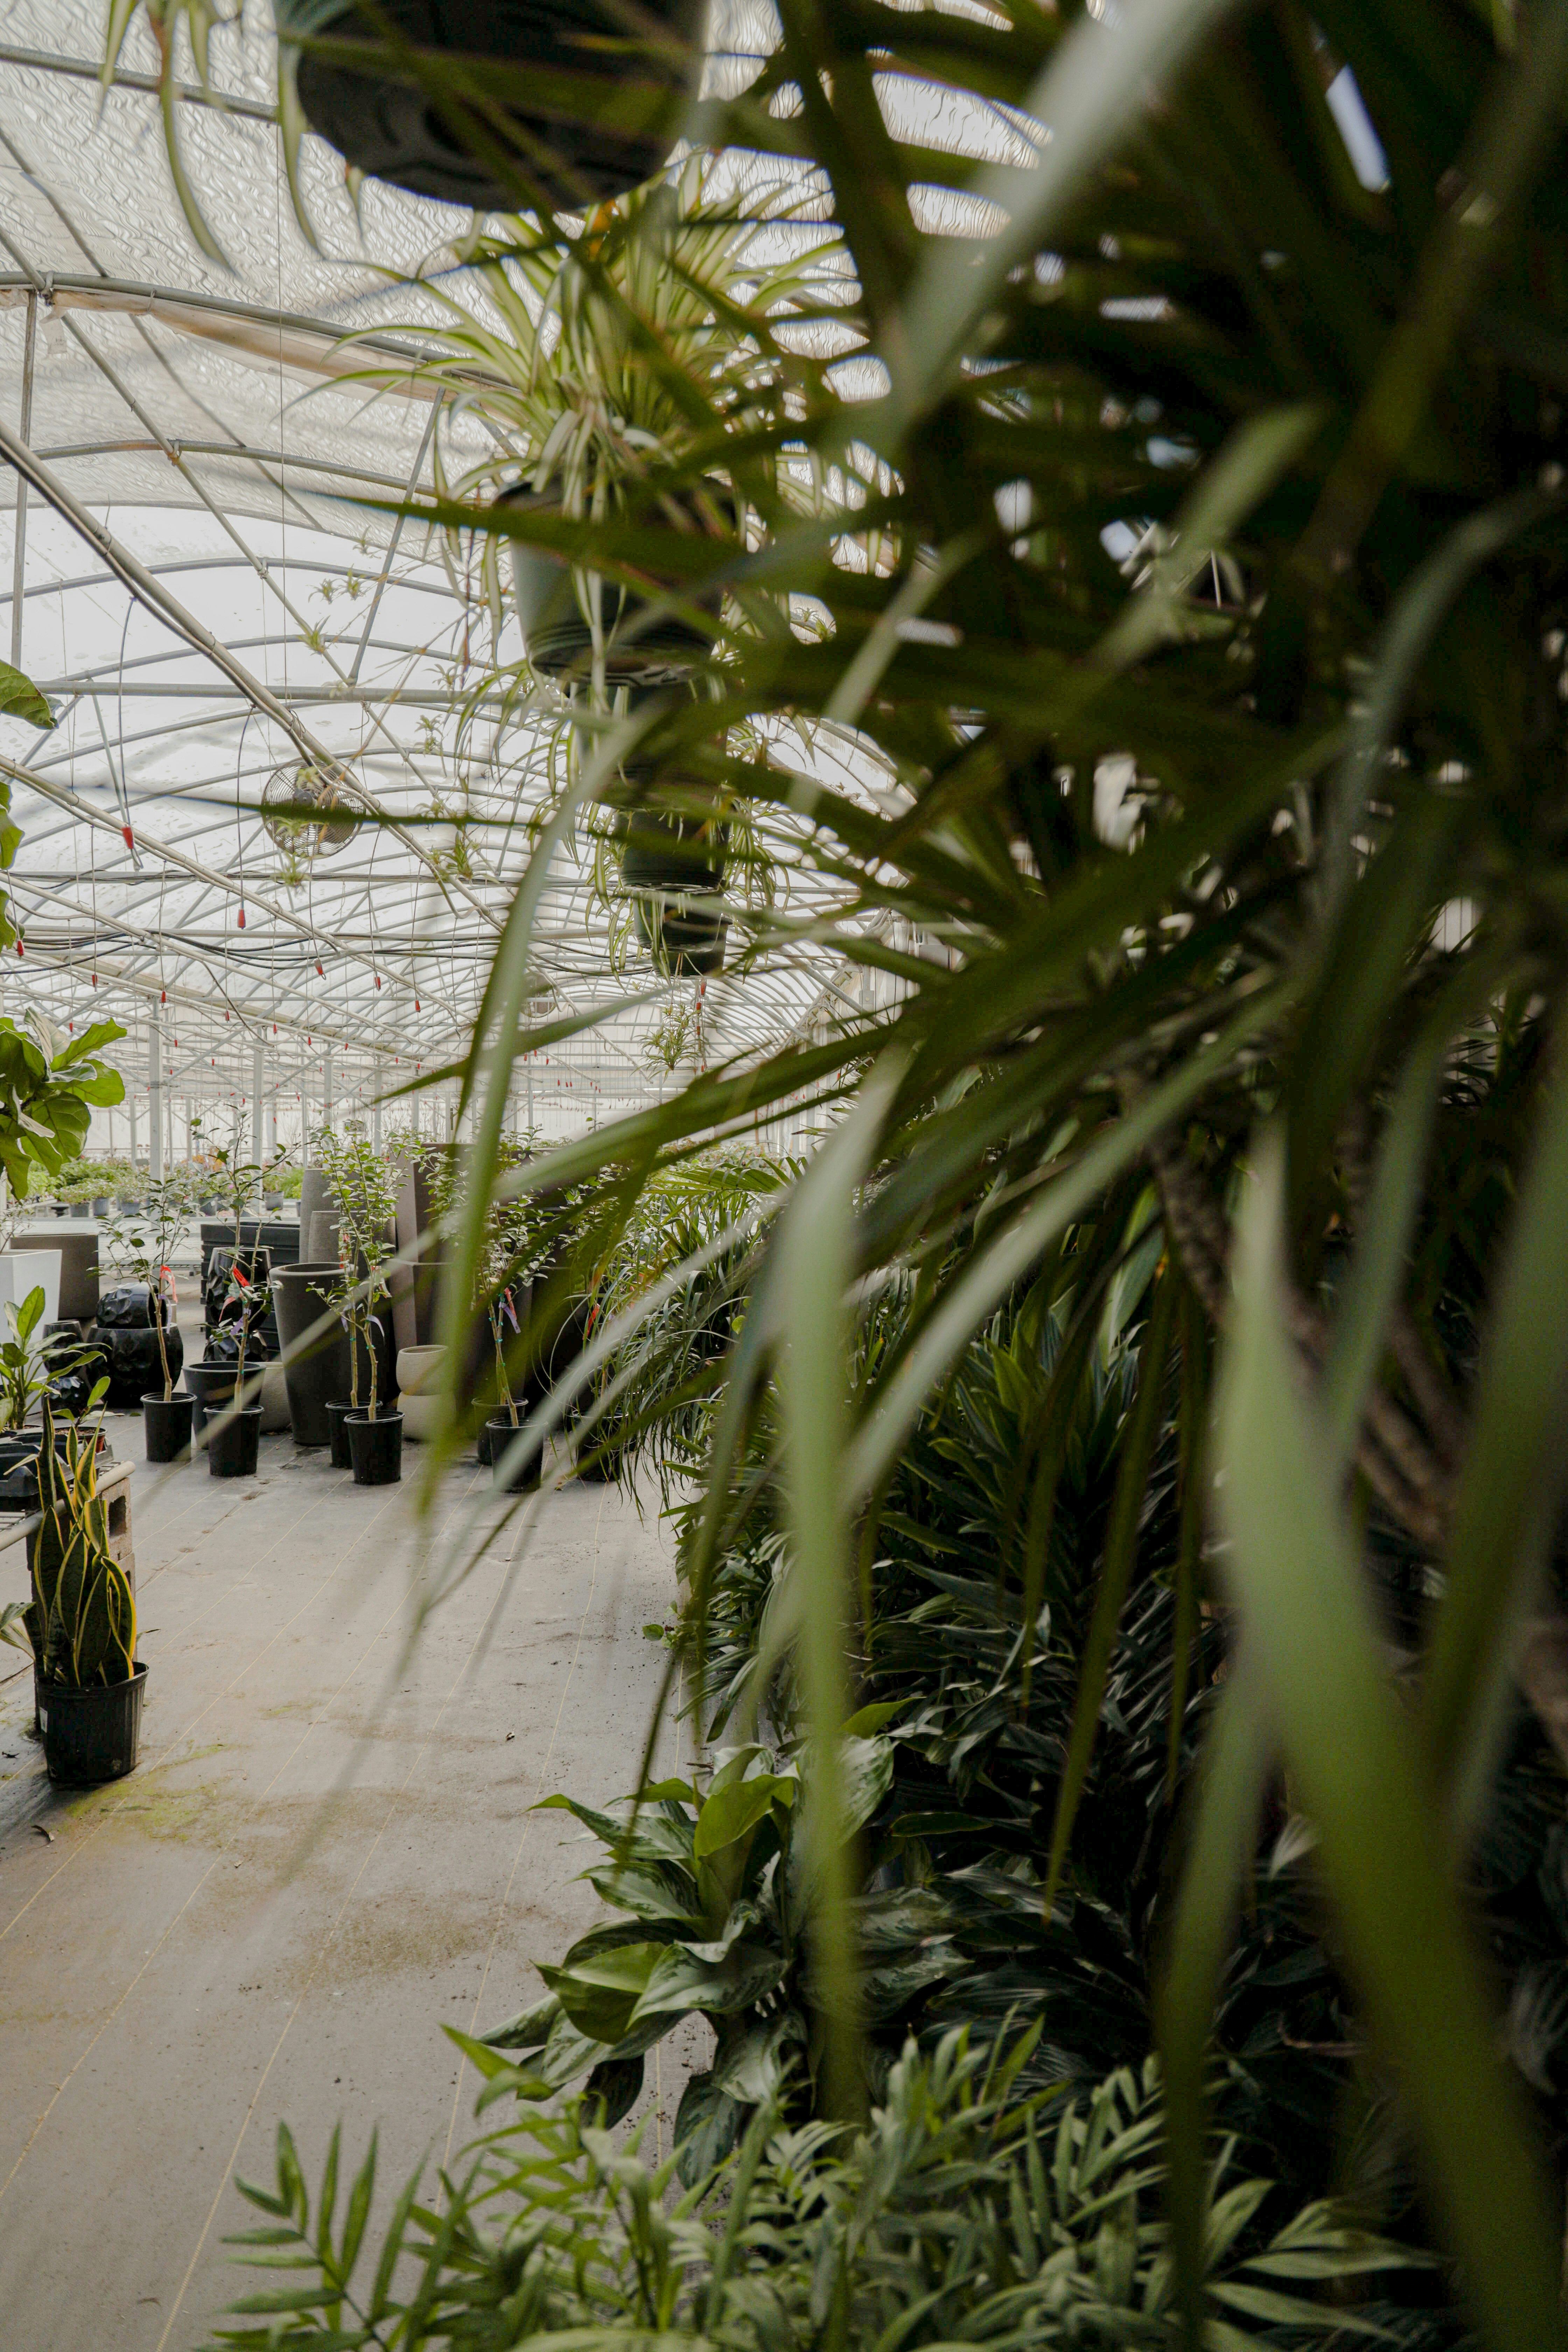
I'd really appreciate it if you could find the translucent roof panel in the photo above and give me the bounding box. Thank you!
[0,2,847,1149]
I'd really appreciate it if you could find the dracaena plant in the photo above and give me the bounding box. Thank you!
[94,0,1568,2338]
[366,4,1568,2340]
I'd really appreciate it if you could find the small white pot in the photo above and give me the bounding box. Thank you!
[396,1344,446,1396]
[0,1249,62,1324]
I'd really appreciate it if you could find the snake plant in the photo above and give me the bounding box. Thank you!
[24,1400,135,1688]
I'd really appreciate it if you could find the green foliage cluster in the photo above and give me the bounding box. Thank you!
[203,2029,1414,2352]
[100,0,1568,2340]
[0,1014,126,1200]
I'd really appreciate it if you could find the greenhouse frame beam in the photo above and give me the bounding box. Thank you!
[0,752,437,1010]
[4,888,424,1053]
[34,440,423,495]
[30,681,517,709]
[7,944,414,1058]
[0,43,278,121]
[0,412,503,937]
[0,276,471,396]
[8,287,34,666]
[0,557,465,610]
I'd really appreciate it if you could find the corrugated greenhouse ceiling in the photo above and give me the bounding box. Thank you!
[0,0,856,1144]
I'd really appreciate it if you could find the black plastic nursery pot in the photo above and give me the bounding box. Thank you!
[0,1423,100,1509]
[36,1660,148,1785]
[142,1391,194,1464]
[279,0,698,216]
[488,1414,542,1493]
[207,1406,262,1479]
[347,1410,402,1486]
[183,1360,237,1437]
[325,1399,354,1471]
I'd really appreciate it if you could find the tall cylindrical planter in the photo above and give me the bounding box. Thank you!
[208,1406,262,1479]
[325,1399,354,1470]
[37,1661,147,1784]
[348,1410,402,1486]
[142,1391,194,1464]
[271,1263,353,1447]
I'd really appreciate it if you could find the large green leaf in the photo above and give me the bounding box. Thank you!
[1216,1135,1565,2351]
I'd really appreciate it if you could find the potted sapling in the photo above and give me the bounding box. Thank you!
[205,1251,271,1479]
[189,1115,280,1435]
[0,1397,143,1783]
[321,1130,401,1485]
[110,1172,195,1462]
[479,1141,548,1493]
[316,1128,385,1470]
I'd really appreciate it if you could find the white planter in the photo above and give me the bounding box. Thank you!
[0,1249,62,1324]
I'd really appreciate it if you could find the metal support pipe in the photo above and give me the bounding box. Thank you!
[149,1011,164,1182]
[9,288,34,669]
[252,1037,265,1193]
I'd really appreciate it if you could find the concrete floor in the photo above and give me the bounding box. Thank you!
[0,1407,695,2352]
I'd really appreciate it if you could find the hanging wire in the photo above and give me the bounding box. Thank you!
[235,710,252,932]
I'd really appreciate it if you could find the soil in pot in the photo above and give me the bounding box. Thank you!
[282,0,699,217]
[488,1414,543,1493]
[325,1399,355,1471]
[142,1392,194,1464]
[37,1660,148,1784]
[207,1406,262,1479]
[347,1411,402,1486]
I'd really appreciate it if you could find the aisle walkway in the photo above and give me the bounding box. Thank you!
[0,1420,690,2352]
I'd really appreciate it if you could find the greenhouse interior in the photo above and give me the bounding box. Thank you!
[4,4,1568,2348]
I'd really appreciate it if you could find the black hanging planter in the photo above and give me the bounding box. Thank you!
[507,480,734,687]
[325,1399,355,1470]
[488,1414,543,1492]
[620,809,728,976]
[208,1406,262,1479]
[348,1411,403,1486]
[142,1392,194,1464]
[37,1661,148,1785]
[278,0,699,216]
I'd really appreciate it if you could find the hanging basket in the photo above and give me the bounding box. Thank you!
[503,481,734,686]
[620,810,728,977]
[261,762,355,862]
[279,0,701,216]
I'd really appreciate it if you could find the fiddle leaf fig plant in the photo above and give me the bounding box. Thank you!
[0,1013,127,1199]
